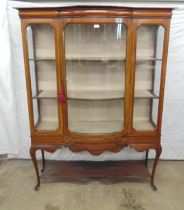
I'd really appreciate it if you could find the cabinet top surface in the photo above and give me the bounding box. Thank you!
[10,0,184,9]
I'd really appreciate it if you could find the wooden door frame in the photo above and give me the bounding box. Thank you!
[129,18,171,136]
[59,16,131,140]
[21,18,63,136]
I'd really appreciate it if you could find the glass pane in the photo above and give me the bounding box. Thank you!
[133,25,164,131]
[26,24,58,131]
[64,22,126,134]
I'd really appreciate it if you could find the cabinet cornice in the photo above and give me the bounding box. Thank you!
[18,7,172,19]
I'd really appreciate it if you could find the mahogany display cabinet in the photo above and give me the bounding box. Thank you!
[18,6,172,190]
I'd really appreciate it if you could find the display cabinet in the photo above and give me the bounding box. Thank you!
[19,7,172,190]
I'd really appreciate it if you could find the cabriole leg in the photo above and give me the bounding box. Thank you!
[41,149,45,173]
[145,150,149,168]
[150,145,162,191]
[30,146,40,191]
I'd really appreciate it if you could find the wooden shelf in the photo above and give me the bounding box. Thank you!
[66,56,162,61]
[134,90,159,99]
[28,56,161,62]
[29,57,55,61]
[68,119,155,133]
[40,160,150,182]
[133,120,156,130]
[33,90,57,99]
[36,120,58,131]
[69,121,123,133]
[68,90,124,100]
[66,54,126,61]
[67,89,159,100]
[137,57,162,61]
[35,119,155,133]
[32,89,159,100]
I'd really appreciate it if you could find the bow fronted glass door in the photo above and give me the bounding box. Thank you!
[63,18,128,136]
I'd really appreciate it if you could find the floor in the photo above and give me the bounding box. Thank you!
[0,159,183,210]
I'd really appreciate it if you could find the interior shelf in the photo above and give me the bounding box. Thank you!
[136,57,162,61]
[35,119,155,133]
[32,89,158,100]
[33,90,57,99]
[35,119,155,132]
[68,90,124,100]
[65,54,126,61]
[133,120,156,130]
[68,90,158,100]
[36,120,58,131]
[69,121,123,133]
[134,90,159,99]
[28,56,162,62]
[68,119,155,133]
[29,57,55,61]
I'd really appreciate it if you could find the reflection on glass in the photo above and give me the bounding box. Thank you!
[27,24,58,131]
[133,25,164,131]
[65,22,127,134]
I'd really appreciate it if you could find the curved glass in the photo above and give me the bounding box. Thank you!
[133,25,164,131]
[26,24,58,131]
[64,21,127,134]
